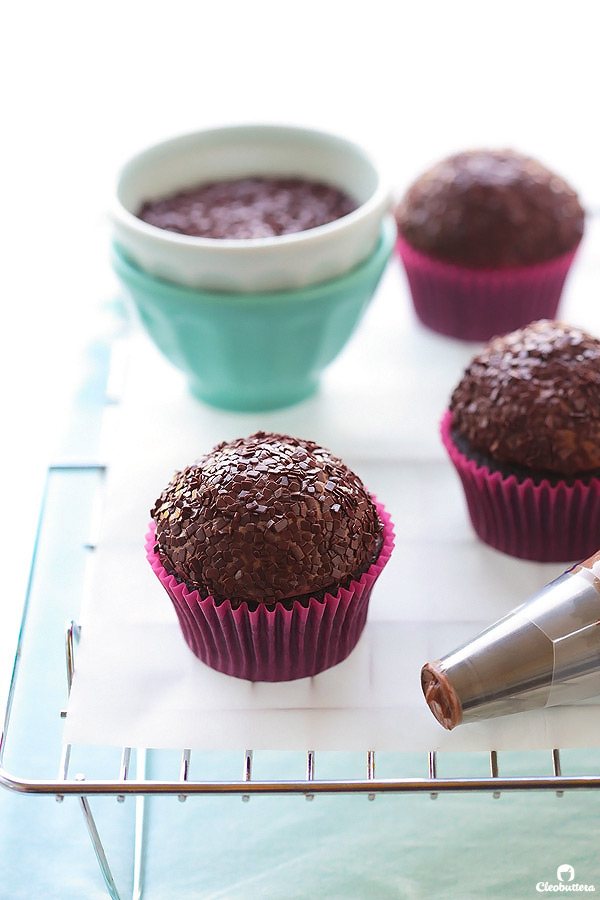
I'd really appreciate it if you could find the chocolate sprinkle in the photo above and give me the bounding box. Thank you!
[395,149,584,268]
[137,177,357,240]
[151,432,383,606]
[449,320,600,476]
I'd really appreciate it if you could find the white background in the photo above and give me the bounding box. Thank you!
[1,0,600,695]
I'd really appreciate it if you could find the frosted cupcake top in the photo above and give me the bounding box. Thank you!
[449,320,600,476]
[395,149,584,269]
[151,432,382,606]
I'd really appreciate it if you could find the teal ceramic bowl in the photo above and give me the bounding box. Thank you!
[112,215,395,412]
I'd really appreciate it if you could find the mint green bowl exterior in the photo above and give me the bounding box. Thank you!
[112,215,395,412]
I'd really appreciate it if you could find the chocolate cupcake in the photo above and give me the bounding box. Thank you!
[441,320,600,561]
[147,432,394,680]
[395,149,585,341]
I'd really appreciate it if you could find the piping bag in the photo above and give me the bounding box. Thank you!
[421,549,600,729]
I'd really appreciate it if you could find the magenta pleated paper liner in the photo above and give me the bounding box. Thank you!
[146,499,394,682]
[441,411,600,562]
[396,235,578,342]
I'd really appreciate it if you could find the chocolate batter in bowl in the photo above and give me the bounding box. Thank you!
[111,124,390,292]
[137,176,358,240]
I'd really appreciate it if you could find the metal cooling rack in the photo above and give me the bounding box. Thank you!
[2,465,600,900]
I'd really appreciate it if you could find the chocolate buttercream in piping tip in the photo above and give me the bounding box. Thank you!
[421,662,463,730]
[422,549,600,729]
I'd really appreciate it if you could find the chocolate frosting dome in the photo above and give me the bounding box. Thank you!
[395,149,584,268]
[450,320,600,476]
[151,432,383,605]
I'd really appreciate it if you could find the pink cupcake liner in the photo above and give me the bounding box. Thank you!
[396,234,579,342]
[441,410,600,562]
[146,499,394,681]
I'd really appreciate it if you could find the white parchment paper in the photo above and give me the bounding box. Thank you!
[64,249,600,752]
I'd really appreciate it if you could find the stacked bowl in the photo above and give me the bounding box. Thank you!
[111,124,394,411]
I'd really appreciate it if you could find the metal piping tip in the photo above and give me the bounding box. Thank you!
[422,550,600,729]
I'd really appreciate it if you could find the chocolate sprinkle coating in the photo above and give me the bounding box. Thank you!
[137,177,357,240]
[449,320,600,476]
[395,149,584,268]
[151,432,383,606]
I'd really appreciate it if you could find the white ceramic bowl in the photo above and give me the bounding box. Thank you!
[110,124,390,292]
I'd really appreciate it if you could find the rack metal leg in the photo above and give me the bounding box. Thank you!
[76,748,148,900]
[65,622,149,899]
[133,750,148,900]
[78,790,123,900]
